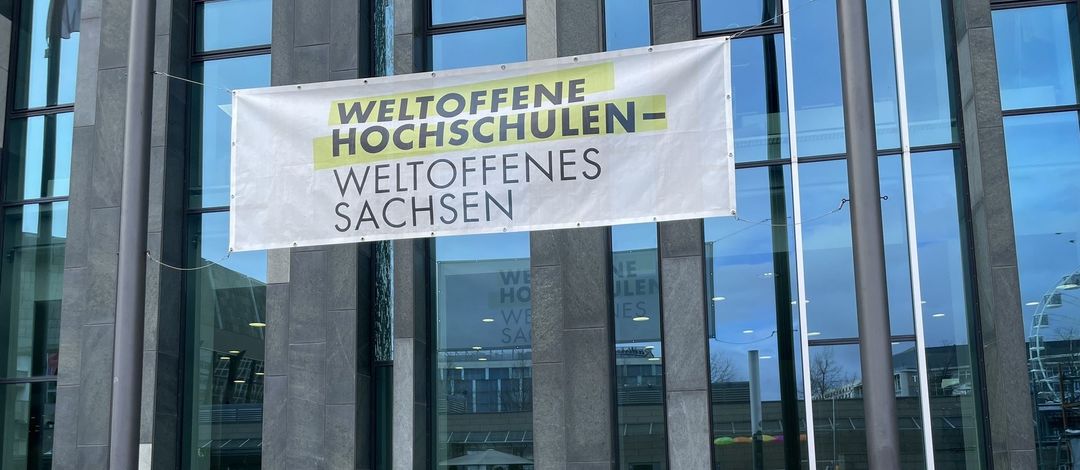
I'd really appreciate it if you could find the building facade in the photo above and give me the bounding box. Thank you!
[0,0,1077,468]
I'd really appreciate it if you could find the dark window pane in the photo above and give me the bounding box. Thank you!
[195,0,272,52]
[731,35,789,163]
[183,212,266,470]
[612,223,666,468]
[3,113,73,202]
[188,55,271,209]
[13,0,79,109]
[799,159,915,339]
[1004,111,1080,466]
[0,202,66,379]
[706,166,807,468]
[431,25,526,70]
[699,0,778,33]
[993,4,1080,110]
[0,382,57,469]
[605,0,651,51]
[434,233,533,464]
[431,0,522,25]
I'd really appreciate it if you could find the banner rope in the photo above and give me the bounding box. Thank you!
[714,195,888,243]
[729,0,818,40]
[713,330,777,345]
[153,70,234,93]
[147,249,233,271]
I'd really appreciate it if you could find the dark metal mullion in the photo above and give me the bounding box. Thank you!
[990,0,1074,10]
[808,334,918,347]
[426,15,526,35]
[191,44,272,62]
[698,24,785,40]
[0,195,70,207]
[185,205,230,214]
[0,376,58,384]
[1001,103,1080,116]
[9,104,76,119]
[732,143,962,170]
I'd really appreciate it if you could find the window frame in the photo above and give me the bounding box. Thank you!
[178,1,272,469]
[0,0,81,389]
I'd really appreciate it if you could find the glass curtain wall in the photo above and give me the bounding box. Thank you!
[182,0,271,469]
[993,2,1080,467]
[603,2,669,469]
[427,1,534,466]
[698,0,981,468]
[0,0,78,467]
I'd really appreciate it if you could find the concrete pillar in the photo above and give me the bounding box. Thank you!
[951,0,1036,466]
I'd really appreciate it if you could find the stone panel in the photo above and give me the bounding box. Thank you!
[288,249,329,344]
[952,0,1036,459]
[660,255,708,392]
[531,361,566,469]
[665,391,712,469]
[651,0,693,45]
[527,0,557,60]
[555,0,601,56]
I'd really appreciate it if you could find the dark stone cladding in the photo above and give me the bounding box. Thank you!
[951,0,1036,466]
[53,0,191,465]
[262,0,372,468]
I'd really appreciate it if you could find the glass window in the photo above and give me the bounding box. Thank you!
[434,233,533,465]
[994,4,1080,111]
[431,25,526,70]
[605,0,650,51]
[867,0,901,150]
[0,382,56,469]
[188,55,271,209]
[910,150,983,468]
[706,165,807,468]
[431,22,532,465]
[789,0,844,157]
[809,342,926,468]
[430,0,522,25]
[731,35,789,164]
[12,0,80,109]
[798,159,915,340]
[183,212,267,470]
[898,0,957,146]
[1004,111,1080,466]
[612,223,666,469]
[699,0,779,33]
[0,203,66,380]
[866,0,959,150]
[195,0,273,52]
[3,113,73,202]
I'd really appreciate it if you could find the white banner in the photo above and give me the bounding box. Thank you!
[230,37,735,251]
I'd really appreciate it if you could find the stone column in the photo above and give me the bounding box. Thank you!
[261,0,373,468]
[951,0,1036,466]
[529,3,618,469]
[53,0,192,465]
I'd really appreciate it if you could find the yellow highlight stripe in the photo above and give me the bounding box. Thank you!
[313,95,667,170]
[328,63,616,125]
